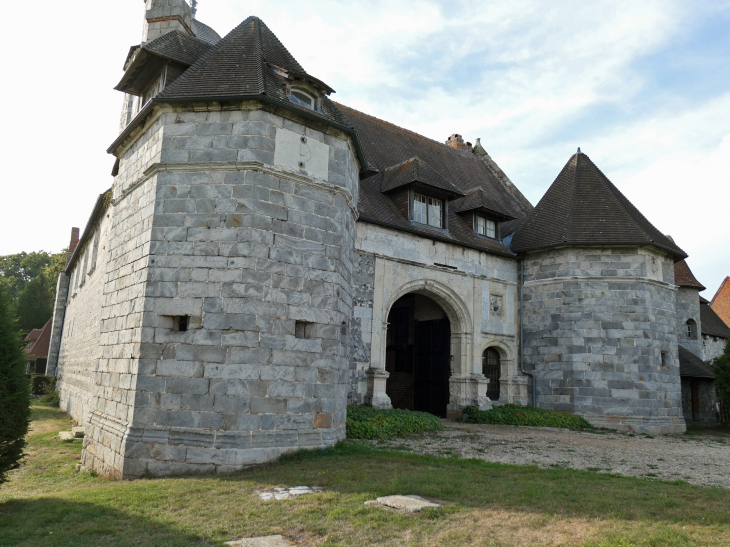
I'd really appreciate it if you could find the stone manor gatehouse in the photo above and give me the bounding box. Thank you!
[46,0,722,478]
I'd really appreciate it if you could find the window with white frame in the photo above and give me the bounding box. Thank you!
[288,88,315,110]
[413,193,443,228]
[475,214,497,238]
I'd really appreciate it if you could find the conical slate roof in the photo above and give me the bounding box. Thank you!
[674,260,706,290]
[511,152,687,258]
[158,16,348,127]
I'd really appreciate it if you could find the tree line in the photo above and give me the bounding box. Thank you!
[0,251,67,336]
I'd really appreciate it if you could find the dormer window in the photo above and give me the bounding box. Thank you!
[414,193,443,228]
[475,214,497,238]
[289,88,315,110]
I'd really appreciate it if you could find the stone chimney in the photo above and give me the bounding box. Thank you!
[142,0,195,44]
[445,134,472,152]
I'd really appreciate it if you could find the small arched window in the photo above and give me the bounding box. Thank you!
[686,319,697,340]
[289,88,315,110]
[482,347,501,401]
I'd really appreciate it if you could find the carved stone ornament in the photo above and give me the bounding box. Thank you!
[489,295,503,318]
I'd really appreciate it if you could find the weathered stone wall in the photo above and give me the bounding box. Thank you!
[681,378,717,426]
[56,216,113,429]
[46,272,69,376]
[702,335,726,362]
[522,246,684,434]
[675,287,702,358]
[353,222,526,412]
[79,103,360,477]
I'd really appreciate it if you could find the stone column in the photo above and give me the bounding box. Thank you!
[365,368,391,409]
[447,374,491,418]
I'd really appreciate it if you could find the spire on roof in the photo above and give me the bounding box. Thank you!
[511,151,687,258]
[191,0,197,18]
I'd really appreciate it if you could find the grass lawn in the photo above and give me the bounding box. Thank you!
[1,403,729,546]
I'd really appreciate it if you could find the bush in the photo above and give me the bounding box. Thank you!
[462,404,593,429]
[346,406,442,439]
[711,339,730,408]
[0,285,31,485]
[39,376,59,407]
[29,374,53,396]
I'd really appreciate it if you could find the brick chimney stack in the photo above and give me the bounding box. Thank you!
[67,227,80,266]
[445,134,472,152]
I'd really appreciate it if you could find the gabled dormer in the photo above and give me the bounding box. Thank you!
[381,157,465,231]
[451,187,516,240]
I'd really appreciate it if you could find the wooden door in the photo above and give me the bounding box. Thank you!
[413,319,451,417]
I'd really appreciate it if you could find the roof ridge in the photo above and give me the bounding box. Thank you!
[333,102,483,162]
[160,16,260,99]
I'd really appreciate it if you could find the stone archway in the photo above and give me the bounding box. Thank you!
[366,279,490,416]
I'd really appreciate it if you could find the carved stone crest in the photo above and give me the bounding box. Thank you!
[489,295,503,318]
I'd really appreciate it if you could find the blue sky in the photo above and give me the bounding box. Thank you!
[1,0,728,296]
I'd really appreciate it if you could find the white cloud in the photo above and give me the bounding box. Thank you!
[0,0,727,294]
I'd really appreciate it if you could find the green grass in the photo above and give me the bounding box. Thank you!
[1,402,729,546]
[463,404,594,429]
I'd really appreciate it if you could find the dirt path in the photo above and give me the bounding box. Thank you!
[370,421,730,489]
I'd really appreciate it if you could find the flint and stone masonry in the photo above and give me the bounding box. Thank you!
[522,247,685,434]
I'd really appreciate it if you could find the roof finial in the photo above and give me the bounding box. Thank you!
[577,147,581,154]
[191,0,198,18]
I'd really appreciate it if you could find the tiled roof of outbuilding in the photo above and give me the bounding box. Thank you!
[158,16,348,127]
[381,157,465,196]
[337,104,532,257]
[674,260,706,290]
[678,346,715,379]
[700,298,730,338]
[510,152,687,259]
[26,318,52,360]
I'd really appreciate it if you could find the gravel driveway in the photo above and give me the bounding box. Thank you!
[370,421,730,489]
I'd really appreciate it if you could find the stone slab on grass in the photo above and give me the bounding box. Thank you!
[255,486,322,501]
[58,431,75,440]
[365,495,441,512]
[225,535,293,546]
[72,426,85,438]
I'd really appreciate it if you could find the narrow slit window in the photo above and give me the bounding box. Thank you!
[175,316,190,332]
[295,321,316,339]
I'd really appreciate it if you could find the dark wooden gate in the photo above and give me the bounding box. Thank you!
[413,319,451,418]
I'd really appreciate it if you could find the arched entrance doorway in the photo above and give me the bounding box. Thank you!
[385,293,451,417]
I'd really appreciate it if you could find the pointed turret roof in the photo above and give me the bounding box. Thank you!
[674,259,706,290]
[511,151,686,258]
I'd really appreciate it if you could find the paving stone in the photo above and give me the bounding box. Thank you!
[225,535,293,546]
[365,495,441,512]
[58,431,75,440]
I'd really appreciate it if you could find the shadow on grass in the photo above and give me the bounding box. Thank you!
[0,498,215,547]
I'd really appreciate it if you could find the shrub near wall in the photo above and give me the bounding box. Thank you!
[462,404,593,429]
[346,406,442,439]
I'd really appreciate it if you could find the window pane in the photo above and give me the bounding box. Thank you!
[291,90,313,109]
[476,216,486,235]
[486,219,496,238]
[427,197,442,228]
[413,194,427,224]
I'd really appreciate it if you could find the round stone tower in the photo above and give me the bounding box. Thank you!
[512,151,687,434]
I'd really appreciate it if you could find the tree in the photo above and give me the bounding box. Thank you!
[15,272,53,334]
[0,284,31,485]
[0,251,66,307]
[711,339,730,408]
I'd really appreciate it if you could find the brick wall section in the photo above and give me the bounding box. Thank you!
[712,278,730,328]
[675,287,702,357]
[522,247,685,434]
[77,104,360,477]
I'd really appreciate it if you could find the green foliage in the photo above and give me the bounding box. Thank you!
[15,272,53,334]
[0,252,61,302]
[462,404,593,429]
[29,374,54,396]
[346,406,442,439]
[710,338,730,407]
[0,284,31,485]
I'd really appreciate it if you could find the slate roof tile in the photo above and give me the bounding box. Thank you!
[337,103,531,257]
[511,152,687,258]
[381,157,464,196]
[678,346,715,378]
[452,187,516,219]
[674,260,706,290]
[700,298,730,338]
